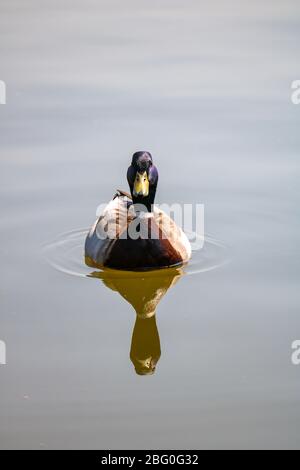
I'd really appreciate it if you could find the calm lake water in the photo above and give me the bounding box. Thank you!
[0,0,300,450]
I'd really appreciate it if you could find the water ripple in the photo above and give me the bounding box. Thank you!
[42,228,229,280]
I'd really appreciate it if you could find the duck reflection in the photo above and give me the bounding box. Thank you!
[87,267,183,375]
[130,314,160,375]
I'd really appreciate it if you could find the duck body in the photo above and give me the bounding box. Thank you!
[85,151,192,271]
[85,191,191,271]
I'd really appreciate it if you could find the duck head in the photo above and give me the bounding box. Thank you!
[127,151,159,212]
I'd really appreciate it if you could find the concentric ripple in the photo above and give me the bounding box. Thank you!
[42,228,229,280]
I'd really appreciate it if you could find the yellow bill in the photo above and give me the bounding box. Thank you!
[133,171,149,197]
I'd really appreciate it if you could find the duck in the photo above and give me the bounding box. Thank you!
[85,151,191,271]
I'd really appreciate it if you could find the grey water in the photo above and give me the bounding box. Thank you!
[0,0,300,449]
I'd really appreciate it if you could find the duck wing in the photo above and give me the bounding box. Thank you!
[85,192,133,268]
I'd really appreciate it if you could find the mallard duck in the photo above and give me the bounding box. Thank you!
[85,151,191,270]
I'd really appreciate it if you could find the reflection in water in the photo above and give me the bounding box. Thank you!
[87,265,183,375]
[130,315,160,376]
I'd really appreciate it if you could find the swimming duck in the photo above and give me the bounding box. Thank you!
[85,151,191,270]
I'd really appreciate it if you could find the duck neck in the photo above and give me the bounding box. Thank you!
[132,187,156,213]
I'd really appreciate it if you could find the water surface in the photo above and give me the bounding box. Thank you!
[0,0,300,449]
